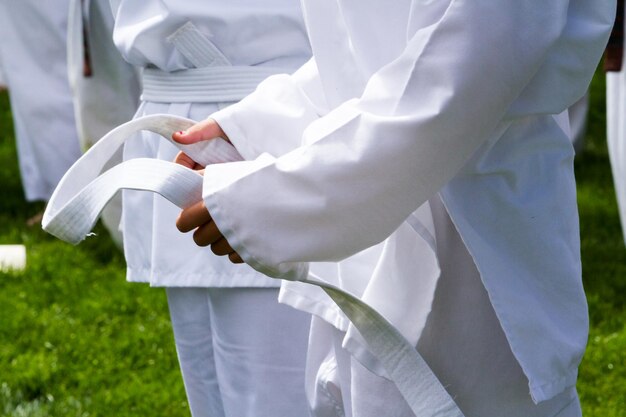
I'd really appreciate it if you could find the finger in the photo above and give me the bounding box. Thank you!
[172,118,229,145]
[176,201,211,233]
[211,237,234,256]
[174,151,198,169]
[193,220,222,247]
[228,252,244,264]
[174,153,206,171]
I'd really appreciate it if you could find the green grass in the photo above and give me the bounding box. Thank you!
[575,72,626,416]
[0,68,625,416]
[0,93,187,415]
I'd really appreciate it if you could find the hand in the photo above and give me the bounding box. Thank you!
[173,118,243,264]
[172,118,230,170]
[173,117,230,145]
[176,200,244,264]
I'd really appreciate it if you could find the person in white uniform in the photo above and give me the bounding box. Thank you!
[108,2,312,416]
[173,1,614,416]
[606,0,626,245]
[0,0,82,202]
[67,0,141,247]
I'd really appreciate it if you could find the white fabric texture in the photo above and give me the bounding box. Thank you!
[607,61,626,245]
[107,7,314,417]
[109,1,310,73]
[121,103,281,287]
[108,1,311,286]
[67,0,141,151]
[166,287,310,417]
[304,196,583,417]
[0,0,82,201]
[201,0,614,404]
[42,114,239,244]
[66,0,141,247]
[41,114,310,417]
[42,114,467,416]
[416,196,580,417]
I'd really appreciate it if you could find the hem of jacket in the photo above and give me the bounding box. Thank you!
[126,266,280,288]
[438,188,583,405]
[551,391,580,417]
[529,370,579,404]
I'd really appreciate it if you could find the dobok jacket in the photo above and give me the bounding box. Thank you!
[198,0,614,403]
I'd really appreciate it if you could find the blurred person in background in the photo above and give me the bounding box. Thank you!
[66,0,141,247]
[0,0,81,213]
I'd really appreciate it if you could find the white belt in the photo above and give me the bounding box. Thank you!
[42,115,465,417]
[141,66,284,103]
[141,21,285,104]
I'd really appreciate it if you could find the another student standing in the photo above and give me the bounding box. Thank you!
[66,0,141,247]
[0,0,82,202]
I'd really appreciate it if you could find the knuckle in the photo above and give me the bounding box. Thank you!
[229,253,243,264]
[193,229,209,247]
[211,240,228,256]
[210,244,223,256]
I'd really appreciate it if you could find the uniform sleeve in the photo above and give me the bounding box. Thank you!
[201,1,572,279]
[211,58,328,160]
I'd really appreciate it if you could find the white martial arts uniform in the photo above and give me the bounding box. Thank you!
[67,0,141,247]
[109,2,312,416]
[190,1,613,416]
[0,0,82,201]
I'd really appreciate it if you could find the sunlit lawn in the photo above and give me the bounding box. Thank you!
[0,93,187,416]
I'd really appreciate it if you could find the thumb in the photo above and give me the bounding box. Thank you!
[172,118,229,145]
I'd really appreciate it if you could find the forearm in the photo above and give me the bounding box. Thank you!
[211,58,327,160]
[202,0,573,277]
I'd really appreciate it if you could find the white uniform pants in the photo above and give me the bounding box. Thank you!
[306,196,583,417]
[166,287,311,417]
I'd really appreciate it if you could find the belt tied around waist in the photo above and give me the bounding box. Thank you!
[141,66,286,103]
